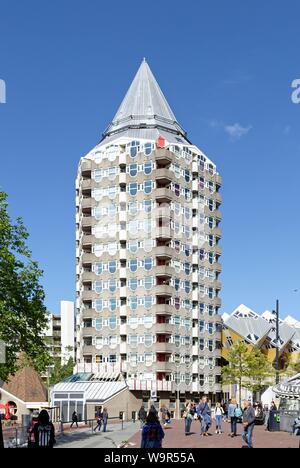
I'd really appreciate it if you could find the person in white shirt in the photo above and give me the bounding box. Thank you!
[215,402,225,434]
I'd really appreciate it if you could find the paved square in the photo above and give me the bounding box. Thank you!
[129,420,299,449]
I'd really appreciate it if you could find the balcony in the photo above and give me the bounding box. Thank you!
[155,188,172,203]
[119,230,127,242]
[81,179,92,190]
[119,287,127,298]
[81,160,92,173]
[119,173,127,185]
[215,174,222,186]
[155,323,174,335]
[82,327,94,337]
[155,362,173,373]
[192,161,198,174]
[215,192,222,204]
[81,253,94,264]
[154,246,173,259]
[127,379,174,392]
[192,345,199,356]
[81,216,93,227]
[155,343,174,353]
[80,271,95,282]
[192,308,199,320]
[153,304,174,316]
[155,265,173,277]
[119,153,127,165]
[81,290,95,301]
[155,168,172,185]
[214,262,222,273]
[212,227,222,238]
[119,249,127,261]
[82,234,94,245]
[214,210,222,221]
[155,285,173,297]
[154,227,172,240]
[155,149,172,165]
[81,198,94,209]
[119,192,127,203]
[82,345,94,355]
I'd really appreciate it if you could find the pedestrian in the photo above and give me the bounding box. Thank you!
[141,411,165,449]
[138,405,147,430]
[184,402,195,436]
[270,400,277,411]
[292,416,300,437]
[160,404,169,428]
[70,411,79,428]
[102,408,108,432]
[27,411,39,448]
[214,402,224,434]
[222,401,229,422]
[242,400,255,449]
[33,410,56,449]
[94,407,103,432]
[228,398,238,437]
[148,404,158,418]
[197,397,212,436]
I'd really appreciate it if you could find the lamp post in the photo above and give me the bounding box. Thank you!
[273,300,280,385]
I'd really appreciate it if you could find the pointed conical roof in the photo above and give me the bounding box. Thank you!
[101,59,190,145]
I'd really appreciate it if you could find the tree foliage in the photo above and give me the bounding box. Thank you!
[0,192,51,381]
[222,341,274,404]
[49,357,74,386]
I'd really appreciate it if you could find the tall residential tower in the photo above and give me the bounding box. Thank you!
[76,60,222,404]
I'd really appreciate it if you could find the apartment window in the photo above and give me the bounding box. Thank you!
[174,297,180,311]
[199,177,205,190]
[129,164,138,177]
[129,278,138,292]
[144,335,153,347]
[109,298,117,312]
[199,339,205,351]
[174,316,181,327]
[95,318,103,331]
[208,340,214,352]
[109,261,117,274]
[174,278,180,291]
[209,252,214,265]
[184,263,191,275]
[208,305,214,316]
[174,336,181,348]
[128,335,138,347]
[129,141,140,158]
[199,250,205,261]
[128,240,138,253]
[144,142,153,156]
[129,259,138,273]
[199,321,205,333]
[95,299,103,313]
[185,170,191,183]
[199,303,205,315]
[144,258,153,272]
[109,279,117,293]
[208,288,214,299]
[95,355,103,364]
[209,235,214,247]
[94,282,102,294]
[129,297,138,311]
[130,354,138,365]
[95,337,103,347]
[208,218,214,229]
[144,296,153,310]
[208,323,214,335]
[144,180,153,195]
[184,244,192,257]
[144,277,154,290]
[143,200,152,213]
[144,161,153,175]
[184,281,191,294]
[108,355,117,363]
[199,375,205,387]
[129,183,138,196]
[95,263,103,275]
[129,202,138,216]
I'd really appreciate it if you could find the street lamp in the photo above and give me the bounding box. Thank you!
[272,300,280,385]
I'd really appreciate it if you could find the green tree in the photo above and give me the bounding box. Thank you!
[222,342,274,405]
[222,342,250,406]
[0,191,51,382]
[49,357,74,386]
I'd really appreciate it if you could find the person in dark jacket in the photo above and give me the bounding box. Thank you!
[141,412,165,449]
[33,410,55,449]
[102,408,108,433]
[197,397,212,436]
[138,406,147,429]
[70,411,79,428]
[242,401,255,448]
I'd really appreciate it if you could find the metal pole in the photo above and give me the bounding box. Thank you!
[275,300,280,385]
[0,420,4,449]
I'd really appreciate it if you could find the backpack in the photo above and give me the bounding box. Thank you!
[148,425,158,441]
[234,407,243,418]
[37,425,53,448]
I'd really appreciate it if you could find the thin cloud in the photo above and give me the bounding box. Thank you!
[224,123,252,141]
[210,120,252,141]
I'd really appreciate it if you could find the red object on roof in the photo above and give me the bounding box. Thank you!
[157,136,166,149]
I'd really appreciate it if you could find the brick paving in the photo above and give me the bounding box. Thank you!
[129,420,299,449]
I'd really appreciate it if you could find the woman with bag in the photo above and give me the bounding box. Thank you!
[184,402,195,436]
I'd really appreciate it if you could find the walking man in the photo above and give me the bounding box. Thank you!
[70,411,79,429]
[242,401,255,448]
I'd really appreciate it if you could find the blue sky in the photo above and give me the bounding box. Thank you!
[0,1,300,320]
